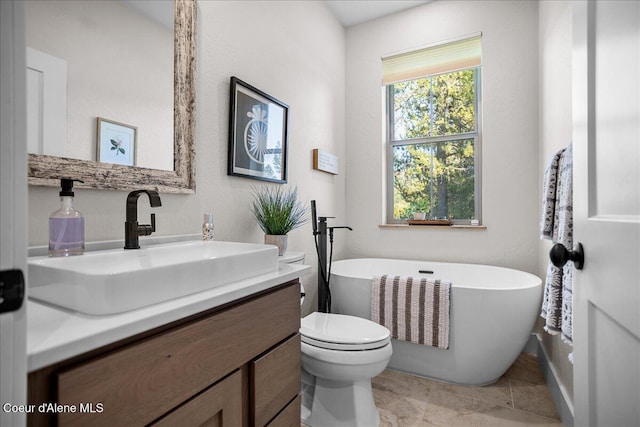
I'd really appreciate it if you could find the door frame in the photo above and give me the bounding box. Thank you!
[0,1,28,426]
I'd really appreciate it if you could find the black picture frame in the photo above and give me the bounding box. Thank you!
[228,77,289,183]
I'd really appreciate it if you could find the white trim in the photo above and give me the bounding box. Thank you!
[0,1,28,426]
[535,334,575,427]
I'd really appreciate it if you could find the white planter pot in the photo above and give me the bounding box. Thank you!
[265,234,288,256]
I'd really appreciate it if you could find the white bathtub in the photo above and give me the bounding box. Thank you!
[330,258,542,386]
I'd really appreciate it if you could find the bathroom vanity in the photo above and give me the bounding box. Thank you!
[26,253,308,427]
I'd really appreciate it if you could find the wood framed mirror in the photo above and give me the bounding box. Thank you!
[27,0,196,194]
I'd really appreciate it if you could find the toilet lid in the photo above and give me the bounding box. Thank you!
[300,312,390,351]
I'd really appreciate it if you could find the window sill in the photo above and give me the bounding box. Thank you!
[379,224,487,230]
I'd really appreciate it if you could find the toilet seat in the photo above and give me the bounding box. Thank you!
[301,312,391,351]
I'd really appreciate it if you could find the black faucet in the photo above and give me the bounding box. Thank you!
[124,190,162,249]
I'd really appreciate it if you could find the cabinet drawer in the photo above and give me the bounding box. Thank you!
[151,370,242,427]
[266,395,301,427]
[57,284,300,427]
[251,333,301,426]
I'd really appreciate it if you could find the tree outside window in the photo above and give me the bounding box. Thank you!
[388,68,480,223]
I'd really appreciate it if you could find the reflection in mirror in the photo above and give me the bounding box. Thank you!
[27,0,196,193]
[26,0,173,170]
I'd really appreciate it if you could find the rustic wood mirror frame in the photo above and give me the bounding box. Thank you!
[27,0,196,194]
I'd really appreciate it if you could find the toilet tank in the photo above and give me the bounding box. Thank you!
[279,251,305,265]
[278,251,306,305]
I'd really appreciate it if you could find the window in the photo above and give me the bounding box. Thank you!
[384,36,482,224]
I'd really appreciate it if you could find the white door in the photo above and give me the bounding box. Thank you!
[572,1,640,426]
[0,1,28,426]
[26,47,67,157]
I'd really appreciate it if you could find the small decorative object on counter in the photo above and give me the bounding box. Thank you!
[202,212,215,241]
[49,178,85,257]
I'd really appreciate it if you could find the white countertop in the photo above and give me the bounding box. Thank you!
[27,263,310,372]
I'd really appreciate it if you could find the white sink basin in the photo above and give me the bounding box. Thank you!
[28,241,279,315]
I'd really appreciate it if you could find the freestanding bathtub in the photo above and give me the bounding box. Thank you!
[330,258,542,386]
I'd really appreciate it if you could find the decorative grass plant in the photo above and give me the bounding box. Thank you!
[250,186,310,235]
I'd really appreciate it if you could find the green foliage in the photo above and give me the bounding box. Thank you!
[391,69,477,220]
[250,185,310,235]
[110,139,125,156]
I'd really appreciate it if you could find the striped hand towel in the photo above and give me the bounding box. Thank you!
[371,275,451,349]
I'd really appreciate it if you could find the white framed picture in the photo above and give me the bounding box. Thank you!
[97,117,137,166]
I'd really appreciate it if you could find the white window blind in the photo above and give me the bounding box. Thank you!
[382,35,482,85]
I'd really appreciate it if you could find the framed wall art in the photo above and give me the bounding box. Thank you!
[228,76,289,183]
[96,117,137,167]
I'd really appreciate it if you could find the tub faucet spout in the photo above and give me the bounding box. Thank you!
[124,190,162,249]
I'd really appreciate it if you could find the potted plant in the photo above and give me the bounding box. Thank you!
[250,185,310,256]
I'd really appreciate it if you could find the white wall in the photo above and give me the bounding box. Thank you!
[344,0,540,274]
[538,0,574,404]
[27,0,347,315]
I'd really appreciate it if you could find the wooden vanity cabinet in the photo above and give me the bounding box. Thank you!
[28,281,301,427]
[151,368,243,427]
[251,333,301,426]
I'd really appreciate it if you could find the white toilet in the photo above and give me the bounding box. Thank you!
[300,312,392,427]
[278,252,392,427]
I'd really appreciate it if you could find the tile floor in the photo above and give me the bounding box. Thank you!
[372,352,562,426]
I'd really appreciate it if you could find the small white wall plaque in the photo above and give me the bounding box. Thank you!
[312,148,339,175]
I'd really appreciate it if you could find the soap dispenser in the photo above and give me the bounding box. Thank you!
[202,212,214,241]
[49,178,85,257]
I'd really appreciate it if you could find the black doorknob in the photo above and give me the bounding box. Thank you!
[549,243,584,270]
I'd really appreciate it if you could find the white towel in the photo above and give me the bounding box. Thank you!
[371,275,451,349]
[540,144,574,360]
